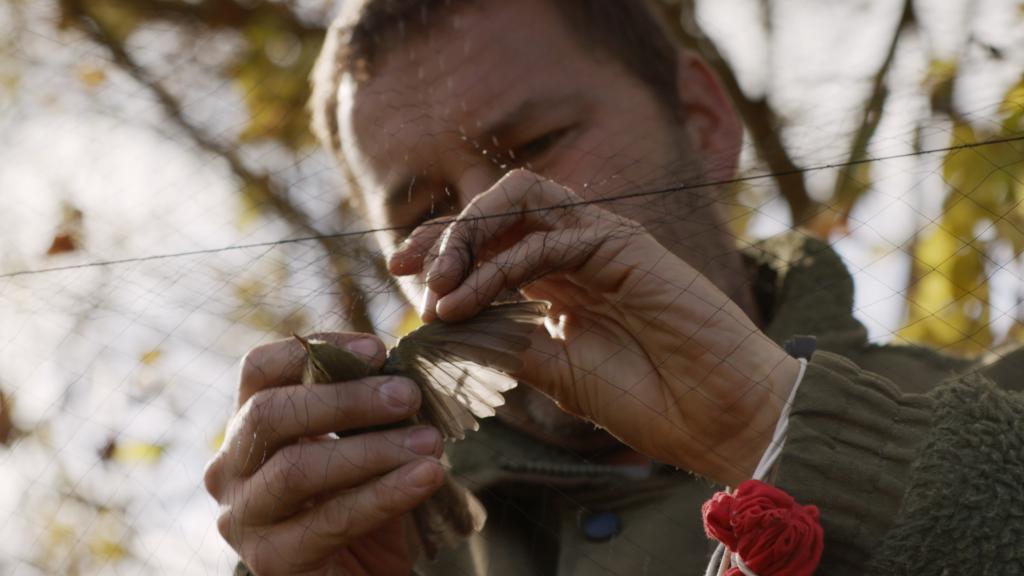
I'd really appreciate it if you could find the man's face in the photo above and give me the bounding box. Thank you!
[333,0,740,446]
[336,0,728,291]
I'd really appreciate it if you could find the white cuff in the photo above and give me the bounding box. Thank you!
[752,357,808,481]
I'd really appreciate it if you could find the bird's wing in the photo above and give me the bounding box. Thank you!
[389,301,548,440]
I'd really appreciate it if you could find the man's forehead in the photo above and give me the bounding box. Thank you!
[340,0,585,170]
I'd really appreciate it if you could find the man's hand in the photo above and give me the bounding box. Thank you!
[389,169,801,486]
[203,334,445,575]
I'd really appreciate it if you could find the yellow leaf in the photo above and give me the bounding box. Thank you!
[900,223,992,356]
[77,65,106,88]
[236,181,265,230]
[396,306,423,337]
[139,348,162,365]
[923,59,957,90]
[1001,79,1024,114]
[1001,77,1024,132]
[924,59,958,114]
[232,27,321,150]
[89,536,127,562]
[209,426,226,452]
[46,520,74,548]
[1006,319,1024,346]
[0,71,20,96]
[88,509,131,563]
[112,441,166,464]
[722,180,756,241]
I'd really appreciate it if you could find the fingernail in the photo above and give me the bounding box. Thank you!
[380,378,416,410]
[434,293,452,321]
[424,261,438,284]
[386,250,403,268]
[387,239,411,262]
[418,288,438,319]
[404,459,442,487]
[345,338,380,360]
[426,253,451,285]
[404,427,441,456]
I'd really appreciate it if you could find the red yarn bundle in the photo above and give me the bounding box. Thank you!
[702,480,824,576]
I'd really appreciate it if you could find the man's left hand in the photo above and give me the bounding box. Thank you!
[388,169,801,486]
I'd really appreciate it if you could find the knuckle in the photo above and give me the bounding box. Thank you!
[309,380,355,422]
[332,435,372,471]
[203,454,226,500]
[233,406,261,448]
[215,508,236,544]
[373,474,403,515]
[246,388,281,423]
[239,346,270,391]
[234,391,285,465]
[613,212,644,231]
[504,167,535,184]
[267,445,310,492]
[244,542,276,576]
[318,496,355,535]
[354,430,403,467]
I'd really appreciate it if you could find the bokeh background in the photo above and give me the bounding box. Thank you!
[1,0,1023,573]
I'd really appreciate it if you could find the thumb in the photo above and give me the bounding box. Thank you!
[237,332,385,410]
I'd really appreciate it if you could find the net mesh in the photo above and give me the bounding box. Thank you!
[1,0,1022,574]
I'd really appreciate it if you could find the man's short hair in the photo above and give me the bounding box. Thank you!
[310,0,682,156]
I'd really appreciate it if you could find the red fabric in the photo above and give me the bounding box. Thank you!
[702,480,824,576]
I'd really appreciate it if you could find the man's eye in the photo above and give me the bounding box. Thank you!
[408,195,458,230]
[510,127,571,163]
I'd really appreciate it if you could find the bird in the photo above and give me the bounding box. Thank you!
[293,300,548,559]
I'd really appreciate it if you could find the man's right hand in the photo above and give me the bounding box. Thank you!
[203,333,446,576]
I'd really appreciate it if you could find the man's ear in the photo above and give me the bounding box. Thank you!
[674,49,742,184]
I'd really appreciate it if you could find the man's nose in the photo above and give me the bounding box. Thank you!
[451,162,502,211]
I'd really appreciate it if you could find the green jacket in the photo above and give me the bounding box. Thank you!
[415,231,1024,576]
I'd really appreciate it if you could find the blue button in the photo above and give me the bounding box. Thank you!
[581,511,621,542]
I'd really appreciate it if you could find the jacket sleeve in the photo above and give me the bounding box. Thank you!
[771,350,1024,575]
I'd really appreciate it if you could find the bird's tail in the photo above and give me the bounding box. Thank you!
[413,475,486,560]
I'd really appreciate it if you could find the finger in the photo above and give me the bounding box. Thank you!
[386,216,453,276]
[224,376,421,477]
[238,332,386,409]
[425,169,575,298]
[434,228,607,322]
[246,459,444,572]
[238,425,443,524]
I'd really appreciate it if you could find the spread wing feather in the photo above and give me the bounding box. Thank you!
[386,301,548,440]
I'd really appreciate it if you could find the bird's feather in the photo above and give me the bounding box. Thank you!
[384,300,548,440]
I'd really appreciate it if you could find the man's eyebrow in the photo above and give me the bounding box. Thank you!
[384,95,578,206]
[477,94,577,143]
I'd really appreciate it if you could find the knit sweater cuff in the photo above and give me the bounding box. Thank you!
[771,350,934,574]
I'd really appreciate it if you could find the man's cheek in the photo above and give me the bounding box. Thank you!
[546,136,639,197]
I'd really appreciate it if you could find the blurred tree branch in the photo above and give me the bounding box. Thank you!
[0,387,19,446]
[61,0,376,335]
[659,0,816,226]
[829,0,916,231]
[83,0,316,33]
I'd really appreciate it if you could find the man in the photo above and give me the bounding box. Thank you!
[203,1,1024,575]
